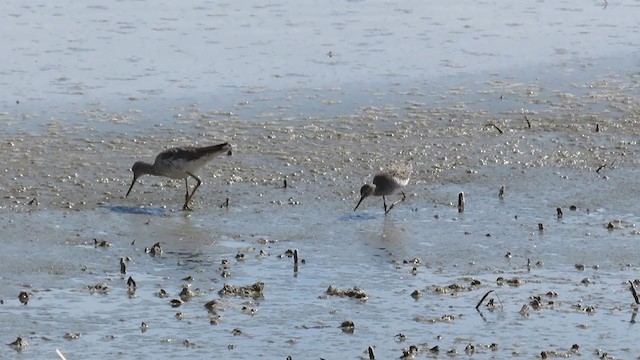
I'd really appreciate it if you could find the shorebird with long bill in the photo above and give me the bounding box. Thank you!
[354,162,412,214]
[126,142,232,210]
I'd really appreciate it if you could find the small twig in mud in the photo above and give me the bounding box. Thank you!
[557,207,563,219]
[56,349,67,360]
[486,123,504,134]
[498,185,505,199]
[368,346,375,359]
[283,179,288,188]
[220,198,230,208]
[28,198,38,206]
[475,290,494,310]
[524,115,531,128]
[629,281,640,304]
[596,159,616,174]
[458,192,465,213]
[595,123,600,132]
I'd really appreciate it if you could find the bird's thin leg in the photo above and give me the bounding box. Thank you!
[383,196,388,213]
[385,191,407,214]
[183,178,190,208]
[183,172,202,210]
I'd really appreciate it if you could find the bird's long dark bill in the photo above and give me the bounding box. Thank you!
[126,176,138,197]
[354,196,366,211]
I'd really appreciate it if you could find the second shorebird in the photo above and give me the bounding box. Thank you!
[354,163,412,214]
[126,142,232,210]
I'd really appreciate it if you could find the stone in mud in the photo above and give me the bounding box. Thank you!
[180,286,194,302]
[63,332,81,340]
[18,291,29,305]
[94,238,110,247]
[340,320,355,334]
[401,345,418,358]
[145,242,162,255]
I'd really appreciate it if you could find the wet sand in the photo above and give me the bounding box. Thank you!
[2,0,640,359]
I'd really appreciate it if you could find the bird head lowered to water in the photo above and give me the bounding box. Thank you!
[125,142,232,210]
[354,184,375,211]
[126,161,155,198]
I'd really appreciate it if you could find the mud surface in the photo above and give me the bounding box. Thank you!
[2,0,640,359]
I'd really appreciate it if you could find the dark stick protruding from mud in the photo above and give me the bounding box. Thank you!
[596,159,616,174]
[556,207,563,219]
[28,198,38,206]
[458,192,465,212]
[524,115,531,128]
[368,346,375,359]
[595,123,600,132]
[475,290,494,310]
[127,277,137,289]
[487,123,504,134]
[498,185,505,199]
[120,257,126,274]
[538,223,544,232]
[629,281,640,304]
[293,249,299,273]
[283,179,288,188]
[220,198,229,209]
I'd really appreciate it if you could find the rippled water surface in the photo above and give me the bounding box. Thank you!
[1,0,640,359]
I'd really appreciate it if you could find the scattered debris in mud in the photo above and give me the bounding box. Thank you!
[339,320,355,334]
[219,282,265,298]
[8,337,28,351]
[414,314,458,323]
[63,333,81,341]
[87,283,109,294]
[145,242,163,255]
[93,238,110,247]
[496,277,524,287]
[326,285,368,300]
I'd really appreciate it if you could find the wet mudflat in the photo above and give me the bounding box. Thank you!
[2,0,640,358]
[2,89,640,359]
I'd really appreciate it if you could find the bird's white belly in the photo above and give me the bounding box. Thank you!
[157,158,206,179]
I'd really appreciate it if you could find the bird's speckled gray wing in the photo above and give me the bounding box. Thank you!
[385,163,412,184]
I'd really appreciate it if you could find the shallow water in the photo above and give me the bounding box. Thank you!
[2,0,640,359]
